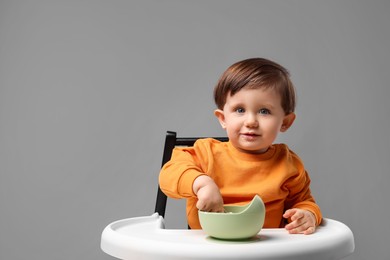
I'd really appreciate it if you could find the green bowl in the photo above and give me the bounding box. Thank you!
[198,195,265,240]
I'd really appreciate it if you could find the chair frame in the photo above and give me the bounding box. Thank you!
[155,131,228,218]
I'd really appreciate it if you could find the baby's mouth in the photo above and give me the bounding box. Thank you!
[241,133,261,139]
[242,132,260,137]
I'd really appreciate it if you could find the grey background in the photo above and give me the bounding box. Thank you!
[1,1,389,259]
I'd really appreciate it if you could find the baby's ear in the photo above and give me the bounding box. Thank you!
[280,113,296,132]
[214,109,227,129]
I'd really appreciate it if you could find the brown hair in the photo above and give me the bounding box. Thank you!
[213,58,296,114]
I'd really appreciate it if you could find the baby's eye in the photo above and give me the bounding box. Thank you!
[259,108,270,115]
[235,108,245,113]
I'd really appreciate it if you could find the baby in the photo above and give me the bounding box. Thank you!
[159,58,322,234]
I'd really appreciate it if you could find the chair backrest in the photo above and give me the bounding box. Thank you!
[155,131,228,217]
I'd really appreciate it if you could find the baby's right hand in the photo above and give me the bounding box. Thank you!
[193,175,224,212]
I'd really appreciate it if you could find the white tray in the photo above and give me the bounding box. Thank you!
[101,213,354,260]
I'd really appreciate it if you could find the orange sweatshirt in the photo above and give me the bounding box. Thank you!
[159,138,322,229]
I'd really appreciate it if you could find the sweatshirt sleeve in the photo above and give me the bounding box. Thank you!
[159,141,209,199]
[284,150,323,226]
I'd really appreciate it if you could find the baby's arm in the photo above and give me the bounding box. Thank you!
[283,208,317,235]
[193,175,224,212]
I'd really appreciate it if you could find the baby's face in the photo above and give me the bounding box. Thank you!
[215,87,291,154]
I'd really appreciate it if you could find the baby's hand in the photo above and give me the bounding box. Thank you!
[193,175,224,212]
[283,208,316,235]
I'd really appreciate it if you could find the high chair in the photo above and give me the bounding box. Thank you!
[101,131,355,260]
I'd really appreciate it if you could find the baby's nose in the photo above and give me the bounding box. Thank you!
[245,114,259,127]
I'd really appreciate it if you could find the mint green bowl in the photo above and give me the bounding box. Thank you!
[198,195,265,240]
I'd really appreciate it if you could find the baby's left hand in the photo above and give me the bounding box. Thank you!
[283,208,316,235]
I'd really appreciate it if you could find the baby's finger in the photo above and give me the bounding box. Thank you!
[196,200,207,211]
[285,216,303,230]
[290,210,305,222]
[212,206,225,213]
[303,226,316,235]
[283,209,296,219]
[287,220,315,235]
